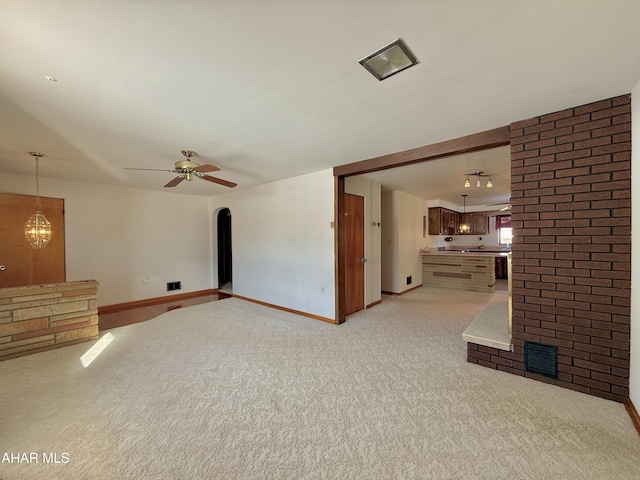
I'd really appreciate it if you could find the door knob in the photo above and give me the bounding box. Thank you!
[360,258,367,263]
[0,265,5,271]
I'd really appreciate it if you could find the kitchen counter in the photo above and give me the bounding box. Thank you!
[422,252,497,293]
[422,250,510,257]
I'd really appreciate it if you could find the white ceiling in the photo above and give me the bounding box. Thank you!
[362,146,511,209]
[1,1,639,200]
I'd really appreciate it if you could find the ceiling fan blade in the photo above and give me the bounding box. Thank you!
[193,164,220,173]
[125,167,174,172]
[201,174,237,188]
[164,176,185,187]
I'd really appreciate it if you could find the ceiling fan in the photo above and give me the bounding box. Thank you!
[486,199,512,211]
[125,150,237,188]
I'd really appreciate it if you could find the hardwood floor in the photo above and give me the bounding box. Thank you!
[98,291,231,331]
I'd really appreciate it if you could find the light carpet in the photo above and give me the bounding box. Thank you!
[1,287,639,479]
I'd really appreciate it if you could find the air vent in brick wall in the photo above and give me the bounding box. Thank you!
[524,341,558,379]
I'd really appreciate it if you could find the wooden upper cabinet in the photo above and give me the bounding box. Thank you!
[473,213,487,235]
[428,207,459,235]
[428,208,487,235]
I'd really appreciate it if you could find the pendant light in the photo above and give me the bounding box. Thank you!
[459,194,471,234]
[24,152,52,249]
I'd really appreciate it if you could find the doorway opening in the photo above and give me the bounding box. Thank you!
[217,208,232,295]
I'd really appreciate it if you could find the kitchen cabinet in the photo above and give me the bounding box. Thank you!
[428,209,486,235]
[473,213,487,235]
[428,207,459,235]
[457,212,487,235]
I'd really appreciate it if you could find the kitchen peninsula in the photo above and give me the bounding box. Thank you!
[421,249,509,293]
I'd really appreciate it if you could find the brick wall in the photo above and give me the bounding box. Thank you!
[0,280,99,361]
[468,95,632,403]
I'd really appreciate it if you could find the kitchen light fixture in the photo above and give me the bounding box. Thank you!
[464,171,493,188]
[24,152,52,249]
[459,195,470,234]
[359,38,419,81]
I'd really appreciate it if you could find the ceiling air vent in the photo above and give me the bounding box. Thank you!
[524,341,558,379]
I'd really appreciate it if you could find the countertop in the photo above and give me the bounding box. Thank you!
[422,250,510,257]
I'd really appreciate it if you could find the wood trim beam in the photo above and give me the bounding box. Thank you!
[335,176,346,324]
[625,398,640,436]
[98,289,217,315]
[333,126,510,177]
[332,126,509,324]
[232,294,335,324]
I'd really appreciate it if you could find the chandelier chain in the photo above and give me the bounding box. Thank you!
[35,156,41,211]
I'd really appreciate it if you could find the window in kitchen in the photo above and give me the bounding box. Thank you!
[496,215,512,246]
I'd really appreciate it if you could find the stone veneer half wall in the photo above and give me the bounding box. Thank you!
[468,94,632,403]
[0,280,99,361]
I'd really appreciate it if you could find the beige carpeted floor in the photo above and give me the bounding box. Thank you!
[1,287,639,479]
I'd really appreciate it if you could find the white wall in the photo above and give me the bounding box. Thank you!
[345,176,381,308]
[381,191,396,292]
[630,81,640,405]
[209,169,335,320]
[0,173,212,306]
[380,190,424,293]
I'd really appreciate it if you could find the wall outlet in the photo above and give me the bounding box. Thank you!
[406,276,412,285]
[166,281,182,291]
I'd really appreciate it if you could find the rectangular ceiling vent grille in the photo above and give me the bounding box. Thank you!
[524,341,558,379]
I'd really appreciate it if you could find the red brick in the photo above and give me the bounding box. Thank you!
[555,113,590,128]
[541,143,574,156]
[591,104,631,120]
[574,98,612,114]
[592,123,631,138]
[592,141,631,155]
[540,109,575,123]
[555,148,593,161]
[556,131,591,145]
[573,118,611,133]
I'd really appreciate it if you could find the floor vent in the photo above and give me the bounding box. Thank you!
[524,341,558,379]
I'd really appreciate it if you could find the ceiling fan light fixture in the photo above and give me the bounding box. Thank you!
[487,178,493,188]
[359,38,419,81]
[476,177,481,188]
[464,176,470,188]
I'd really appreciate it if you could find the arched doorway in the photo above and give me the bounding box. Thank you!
[217,208,232,294]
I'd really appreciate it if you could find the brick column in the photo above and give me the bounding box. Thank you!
[509,95,631,402]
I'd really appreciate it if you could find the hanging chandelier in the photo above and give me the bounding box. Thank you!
[459,194,471,234]
[464,171,493,188]
[24,152,52,249]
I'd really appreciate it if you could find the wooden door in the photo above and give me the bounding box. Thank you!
[345,193,365,316]
[0,193,65,288]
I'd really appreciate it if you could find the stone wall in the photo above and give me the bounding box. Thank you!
[0,280,99,361]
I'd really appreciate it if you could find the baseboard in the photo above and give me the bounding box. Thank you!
[624,398,640,436]
[98,289,218,315]
[232,294,336,324]
[366,299,382,309]
[381,284,423,296]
